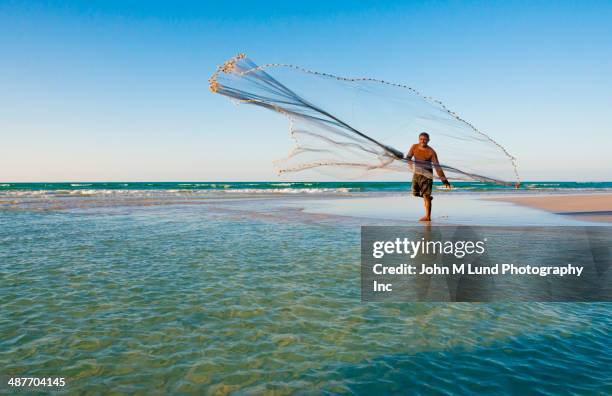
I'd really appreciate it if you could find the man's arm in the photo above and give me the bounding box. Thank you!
[406,144,415,160]
[406,144,416,172]
[431,150,451,188]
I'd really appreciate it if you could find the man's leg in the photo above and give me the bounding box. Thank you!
[420,195,432,222]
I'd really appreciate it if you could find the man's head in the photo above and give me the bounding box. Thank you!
[418,132,430,147]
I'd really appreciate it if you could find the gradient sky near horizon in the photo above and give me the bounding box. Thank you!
[1,0,610,182]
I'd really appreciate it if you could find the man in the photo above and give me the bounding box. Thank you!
[405,132,451,222]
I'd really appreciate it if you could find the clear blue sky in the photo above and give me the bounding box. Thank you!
[1,0,610,181]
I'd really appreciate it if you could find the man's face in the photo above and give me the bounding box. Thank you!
[419,135,429,147]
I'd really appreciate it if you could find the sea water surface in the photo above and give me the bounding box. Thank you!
[1,181,611,196]
[1,183,611,394]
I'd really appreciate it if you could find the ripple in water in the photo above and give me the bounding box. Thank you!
[0,202,610,394]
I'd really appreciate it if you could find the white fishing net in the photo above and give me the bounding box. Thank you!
[210,54,520,186]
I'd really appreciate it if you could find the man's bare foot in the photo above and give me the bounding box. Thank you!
[419,216,431,222]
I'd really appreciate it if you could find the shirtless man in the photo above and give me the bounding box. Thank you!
[406,132,451,221]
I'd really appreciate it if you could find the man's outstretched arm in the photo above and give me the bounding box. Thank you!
[432,151,451,188]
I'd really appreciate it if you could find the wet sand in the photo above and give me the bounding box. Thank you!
[293,193,597,226]
[487,194,612,223]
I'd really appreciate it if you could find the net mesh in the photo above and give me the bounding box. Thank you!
[210,54,520,186]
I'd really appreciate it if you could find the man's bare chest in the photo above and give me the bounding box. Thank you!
[413,148,433,161]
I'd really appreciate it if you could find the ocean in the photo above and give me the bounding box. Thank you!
[1,181,611,196]
[1,182,610,394]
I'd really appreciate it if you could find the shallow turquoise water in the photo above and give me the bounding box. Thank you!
[1,197,611,394]
[1,181,611,195]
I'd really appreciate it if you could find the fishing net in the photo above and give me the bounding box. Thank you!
[209,54,519,186]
